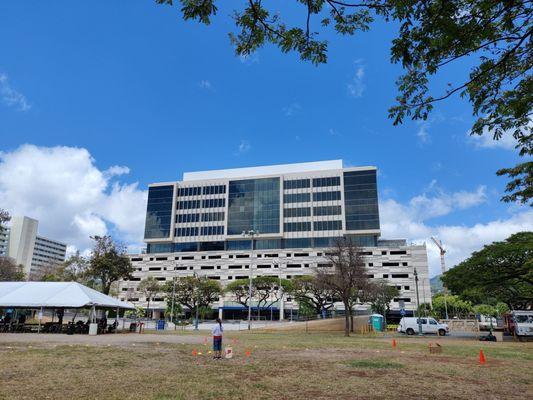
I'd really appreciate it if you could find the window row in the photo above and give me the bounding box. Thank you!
[200,226,224,236]
[313,191,341,202]
[284,193,311,203]
[178,185,227,197]
[314,220,342,231]
[313,176,341,188]
[284,207,311,218]
[202,212,225,222]
[284,221,312,232]
[202,198,226,208]
[177,200,201,210]
[284,178,311,190]
[177,213,199,223]
[313,205,342,216]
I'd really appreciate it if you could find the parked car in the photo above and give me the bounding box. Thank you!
[397,317,449,336]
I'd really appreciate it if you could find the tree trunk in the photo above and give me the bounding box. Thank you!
[343,302,350,337]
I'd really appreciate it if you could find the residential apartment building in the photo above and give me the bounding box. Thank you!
[2,216,67,278]
[119,160,431,318]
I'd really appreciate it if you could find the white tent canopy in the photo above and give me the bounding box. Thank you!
[0,282,135,309]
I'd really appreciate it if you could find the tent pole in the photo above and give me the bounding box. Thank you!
[115,307,119,334]
[38,306,43,333]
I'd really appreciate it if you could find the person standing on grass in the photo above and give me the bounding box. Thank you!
[212,317,223,359]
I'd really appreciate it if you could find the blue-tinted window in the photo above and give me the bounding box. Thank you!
[343,170,380,231]
[146,243,173,253]
[177,200,201,210]
[313,191,341,202]
[313,220,343,231]
[283,193,311,203]
[284,179,310,190]
[227,178,280,235]
[284,222,312,232]
[313,205,342,216]
[199,241,225,251]
[176,213,200,223]
[314,237,342,248]
[202,185,226,195]
[284,207,311,218]
[345,235,378,247]
[200,226,224,236]
[174,242,198,252]
[202,198,226,208]
[283,238,312,248]
[144,185,174,239]
[175,227,199,237]
[312,176,341,187]
[201,212,225,222]
[255,239,282,250]
[227,240,252,251]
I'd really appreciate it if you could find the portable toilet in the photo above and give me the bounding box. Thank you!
[370,314,384,331]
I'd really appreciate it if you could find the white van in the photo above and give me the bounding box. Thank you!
[397,317,449,336]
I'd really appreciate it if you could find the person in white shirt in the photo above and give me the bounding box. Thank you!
[212,318,224,359]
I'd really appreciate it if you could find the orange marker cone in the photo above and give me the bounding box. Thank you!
[192,348,198,357]
[479,349,486,365]
[245,349,251,358]
[392,339,397,349]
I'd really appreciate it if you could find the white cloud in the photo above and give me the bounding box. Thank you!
[0,145,147,254]
[380,184,531,277]
[416,122,430,144]
[236,140,251,155]
[282,102,301,117]
[198,80,213,90]
[347,61,365,98]
[468,128,519,150]
[239,53,260,65]
[0,72,31,111]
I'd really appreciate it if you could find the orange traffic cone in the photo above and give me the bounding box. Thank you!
[192,348,198,357]
[245,349,252,357]
[479,349,486,365]
[392,339,397,349]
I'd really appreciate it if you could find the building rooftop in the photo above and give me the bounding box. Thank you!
[182,160,375,182]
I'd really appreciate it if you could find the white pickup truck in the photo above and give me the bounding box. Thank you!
[397,317,449,336]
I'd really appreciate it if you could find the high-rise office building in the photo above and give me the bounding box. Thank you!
[119,160,431,318]
[2,216,67,278]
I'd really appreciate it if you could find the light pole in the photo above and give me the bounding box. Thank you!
[414,268,423,336]
[170,276,177,328]
[242,229,259,330]
[193,272,199,331]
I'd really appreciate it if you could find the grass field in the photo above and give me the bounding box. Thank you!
[0,331,532,400]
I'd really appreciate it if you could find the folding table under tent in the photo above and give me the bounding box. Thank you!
[0,281,135,333]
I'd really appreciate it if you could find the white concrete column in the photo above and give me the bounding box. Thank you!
[279,296,284,321]
[218,298,224,319]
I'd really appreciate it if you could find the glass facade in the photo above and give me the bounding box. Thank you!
[227,178,280,235]
[343,170,380,231]
[144,185,174,239]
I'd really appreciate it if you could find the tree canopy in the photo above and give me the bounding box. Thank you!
[360,279,399,318]
[157,0,532,205]
[0,257,25,281]
[442,232,533,309]
[86,235,134,295]
[164,276,222,314]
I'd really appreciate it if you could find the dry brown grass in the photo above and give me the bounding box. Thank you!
[0,332,531,400]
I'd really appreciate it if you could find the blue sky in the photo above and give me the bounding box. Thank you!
[0,2,531,276]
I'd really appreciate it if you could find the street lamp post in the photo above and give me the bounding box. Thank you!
[414,268,423,336]
[193,272,199,331]
[242,230,259,330]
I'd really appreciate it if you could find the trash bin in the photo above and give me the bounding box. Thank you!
[156,320,165,330]
[370,314,384,332]
[88,323,98,336]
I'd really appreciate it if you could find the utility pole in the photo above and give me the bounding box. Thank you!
[242,229,259,330]
[414,268,423,336]
[431,237,449,320]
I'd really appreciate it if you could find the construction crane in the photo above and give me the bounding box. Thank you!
[431,237,449,320]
